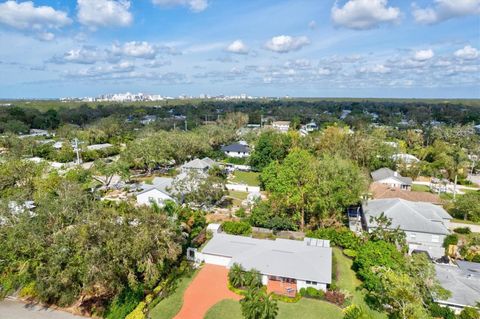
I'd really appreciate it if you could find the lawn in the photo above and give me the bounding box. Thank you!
[149,269,199,319]
[231,171,260,187]
[204,299,243,319]
[333,248,386,319]
[204,297,342,319]
[228,190,249,206]
[411,184,431,192]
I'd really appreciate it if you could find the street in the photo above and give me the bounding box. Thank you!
[0,298,87,319]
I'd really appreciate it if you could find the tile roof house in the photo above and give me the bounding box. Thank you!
[221,142,250,158]
[363,198,452,258]
[190,233,332,296]
[434,261,480,314]
[369,183,442,204]
[371,168,412,190]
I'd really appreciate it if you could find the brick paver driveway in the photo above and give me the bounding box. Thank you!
[174,264,241,319]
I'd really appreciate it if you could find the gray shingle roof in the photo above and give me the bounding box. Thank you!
[371,168,412,185]
[181,157,215,170]
[221,143,250,153]
[201,233,332,283]
[435,263,480,308]
[363,198,452,235]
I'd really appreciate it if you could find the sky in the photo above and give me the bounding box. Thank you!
[0,0,479,99]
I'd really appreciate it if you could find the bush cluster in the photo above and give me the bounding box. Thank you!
[222,221,252,236]
[453,227,471,234]
[299,287,325,299]
[306,227,361,250]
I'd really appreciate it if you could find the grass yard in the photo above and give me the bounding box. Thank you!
[149,269,199,319]
[204,299,243,319]
[333,248,386,319]
[411,184,431,192]
[231,171,260,187]
[228,190,249,206]
[204,297,342,319]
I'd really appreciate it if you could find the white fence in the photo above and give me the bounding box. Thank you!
[226,184,260,193]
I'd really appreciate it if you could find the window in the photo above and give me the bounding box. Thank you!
[148,197,154,202]
[306,281,311,284]
[432,235,439,243]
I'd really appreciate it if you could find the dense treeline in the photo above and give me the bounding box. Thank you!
[1,99,479,133]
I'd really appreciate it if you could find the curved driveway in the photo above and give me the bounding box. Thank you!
[174,264,241,319]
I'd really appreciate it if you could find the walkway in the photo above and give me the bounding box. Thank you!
[0,298,87,319]
[174,264,241,319]
[449,221,480,233]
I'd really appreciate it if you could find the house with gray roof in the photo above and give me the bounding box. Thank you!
[434,261,480,314]
[136,177,176,207]
[180,157,216,173]
[363,198,452,258]
[221,142,250,158]
[371,167,412,190]
[190,233,332,296]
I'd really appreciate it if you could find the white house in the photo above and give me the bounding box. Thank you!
[363,198,452,259]
[190,233,332,296]
[180,157,216,173]
[87,143,113,151]
[271,121,290,133]
[371,168,412,190]
[221,142,250,158]
[392,153,420,165]
[136,177,176,207]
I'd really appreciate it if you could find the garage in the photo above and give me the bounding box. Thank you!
[203,253,232,266]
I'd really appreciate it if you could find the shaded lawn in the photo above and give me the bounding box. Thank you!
[333,248,386,319]
[149,269,199,319]
[231,171,260,187]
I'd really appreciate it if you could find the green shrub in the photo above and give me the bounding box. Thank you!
[306,227,360,250]
[343,304,370,319]
[18,282,37,299]
[443,234,459,248]
[271,292,302,303]
[303,287,324,299]
[454,227,471,234]
[125,302,146,319]
[459,307,480,319]
[343,249,357,258]
[235,207,246,218]
[222,221,252,236]
[428,303,456,319]
[105,286,144,319]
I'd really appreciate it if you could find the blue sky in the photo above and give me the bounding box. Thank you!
[0,0,479,98]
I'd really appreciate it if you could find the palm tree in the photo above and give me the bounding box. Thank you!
[241,287,278,319]
[244,268,262,288]
[228,263,245,288]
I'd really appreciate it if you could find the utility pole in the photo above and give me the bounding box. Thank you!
[453,174,458,200]
[73,138,80,165]
[184,119,188,131]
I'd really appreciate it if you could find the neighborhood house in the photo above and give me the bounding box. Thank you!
[190,232,332,297]
[362,198,452,259]
[271,121,290,133]
[221,142,251,158]
[371,167,412,190]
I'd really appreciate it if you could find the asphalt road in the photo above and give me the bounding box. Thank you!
[0,298,87,319]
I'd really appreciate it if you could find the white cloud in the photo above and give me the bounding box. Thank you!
[412,0,480,24]
[331,0,400,30]
[414,49,434,61]
[358,64,391,73]
[318,67,332,75]
[0,1,71,40]
[51,46,104,64]
[226,40,249,54]
[111,41,157,59]
[77,0,132,28]
[264,35,310,53]
[151,0,208,12]
[454,45,479,60]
